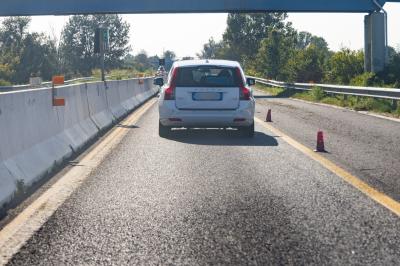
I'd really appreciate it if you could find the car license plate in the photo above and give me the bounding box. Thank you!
[192,92,222,101]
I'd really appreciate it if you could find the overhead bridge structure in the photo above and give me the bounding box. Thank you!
[0,0,399,15]
[0,0,399,71]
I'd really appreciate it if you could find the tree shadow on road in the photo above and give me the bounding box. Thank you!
[165,129,279,147]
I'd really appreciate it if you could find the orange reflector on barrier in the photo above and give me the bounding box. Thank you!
[52,75,65,85]
[53,97,65,106]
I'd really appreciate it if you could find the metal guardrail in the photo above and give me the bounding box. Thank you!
[249,76,400,101]
[0,77,96,92]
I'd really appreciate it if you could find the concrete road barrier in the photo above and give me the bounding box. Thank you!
[56,84,99,152]
[0,162,16,207]
[118,80,136,111]
[0,89,72,203]
[86,82,115,130]
[0,77,157,211]
[128,79,141,108]
[105,80,128,119]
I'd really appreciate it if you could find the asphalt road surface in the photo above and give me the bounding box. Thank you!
[8,99,400,265]
[255,90,400,202]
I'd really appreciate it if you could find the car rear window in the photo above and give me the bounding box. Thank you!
[175,66,243,87]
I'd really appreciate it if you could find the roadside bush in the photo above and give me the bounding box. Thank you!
[0,79,11,86]
[254,83,286,96]
[245,68,262,78]
[350,72,377,87]
[108,69,127,80]
[349,96,392,113]
[350,97,374,111]
[310,86,326,101]
[320,96,345,107]
[394,103,400,116]
[91,69,101,79]
[371,99,392,113]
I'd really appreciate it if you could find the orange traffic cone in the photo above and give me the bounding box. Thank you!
[266,109,272,122]
[315,131,326,152]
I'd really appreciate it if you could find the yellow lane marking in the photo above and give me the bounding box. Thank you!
[0,98,157,265]
[255,117,400,217]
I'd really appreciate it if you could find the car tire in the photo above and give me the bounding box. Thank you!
[159,121,170,138]
[241,122,255,138]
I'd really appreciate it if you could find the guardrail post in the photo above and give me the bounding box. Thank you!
[392,99,398,110]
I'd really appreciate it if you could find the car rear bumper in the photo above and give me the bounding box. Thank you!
[159,100,255,127]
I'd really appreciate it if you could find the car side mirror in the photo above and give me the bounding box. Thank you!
[247,78,256,86]
[153,77,164,86]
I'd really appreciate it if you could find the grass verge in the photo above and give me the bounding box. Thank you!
[92,69,155,81]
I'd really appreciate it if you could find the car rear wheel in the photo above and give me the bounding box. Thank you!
[240,123,254,138]
[159,121,170,138]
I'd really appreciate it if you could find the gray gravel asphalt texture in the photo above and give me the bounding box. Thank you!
[254,90,400,202]
[8,100,400,265]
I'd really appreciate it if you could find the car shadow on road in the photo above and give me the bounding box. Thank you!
[165,129,279,147]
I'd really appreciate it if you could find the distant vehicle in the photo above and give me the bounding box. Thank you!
[156,66,166,77]
[154,59,256,137]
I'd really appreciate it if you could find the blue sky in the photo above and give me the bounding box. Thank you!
[28,3,400,58]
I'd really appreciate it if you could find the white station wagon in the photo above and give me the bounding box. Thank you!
[154,60,256,137]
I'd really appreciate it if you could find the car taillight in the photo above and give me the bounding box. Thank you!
[164,87,174,100]
[236,67,250,100]
[240,86,251,100]
[164,68,179,100]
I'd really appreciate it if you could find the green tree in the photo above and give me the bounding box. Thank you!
[0,51,17,83]
[0,16,30,51]
[134,51,152,72]
[254,30,296,80]
[222,13,289,64]
[197,38,225,59]
[16,33,59,82]
[0,17,59,84]
[325,48,364,84]
[148,55,161,70]
[296,32,328,51]
[163,50,176,61]
[59,14,131,77]
[163,50,176,70]
[296,31,313,50]
[379,48,400,86]
[286,44,327,83]
[123,54,135,69]
[123,52,160,72]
